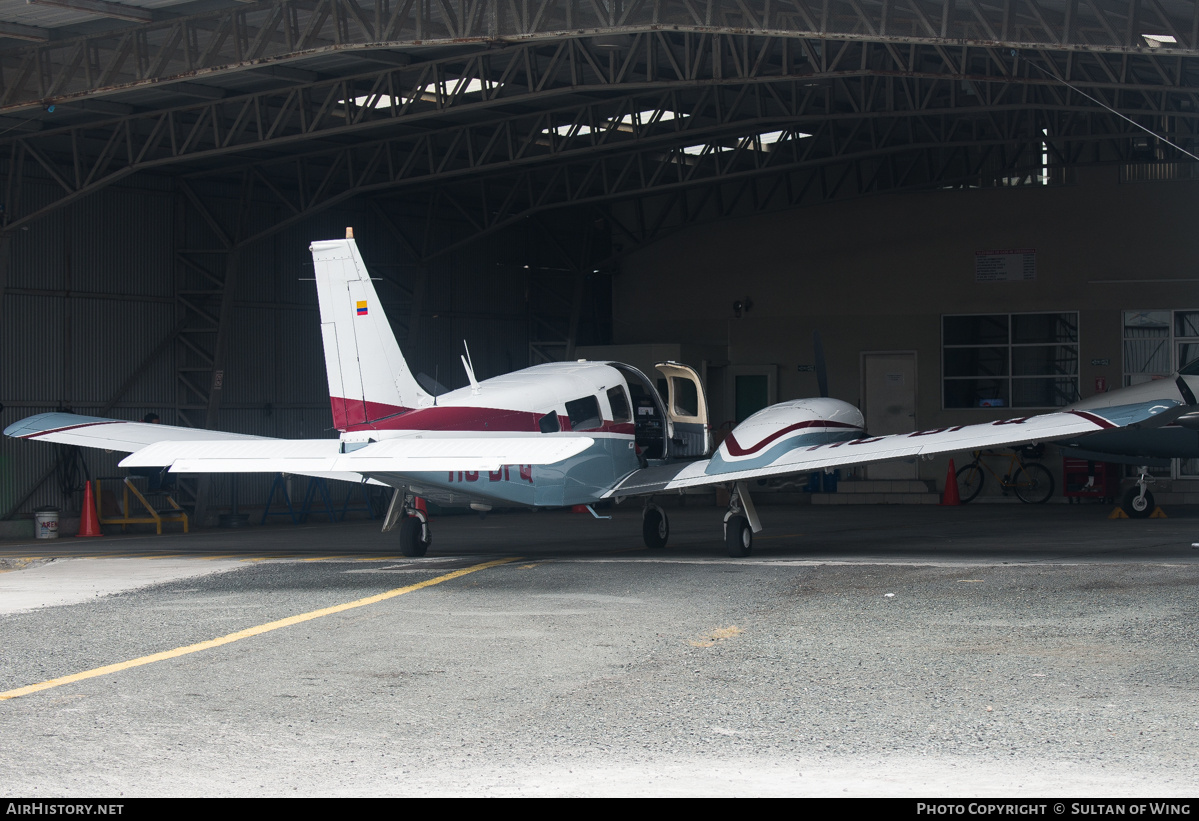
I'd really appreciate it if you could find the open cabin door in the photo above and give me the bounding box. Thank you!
[655,361,711,458]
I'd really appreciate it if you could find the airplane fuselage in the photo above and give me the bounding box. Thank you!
[334,361,644,507]
[333,362,868,507]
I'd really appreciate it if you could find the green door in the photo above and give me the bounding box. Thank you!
[735,374,769,422]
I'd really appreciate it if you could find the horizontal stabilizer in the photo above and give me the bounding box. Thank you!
[121,435,595,474]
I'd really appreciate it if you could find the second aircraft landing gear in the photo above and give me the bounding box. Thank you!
[1122,468,1156,519]
[642,502,669,549]
[723,482,762,557]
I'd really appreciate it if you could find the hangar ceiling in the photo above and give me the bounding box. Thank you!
[3,0,1199,520]
[1,0,1198,255]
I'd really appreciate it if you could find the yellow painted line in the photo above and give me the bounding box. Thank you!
[0,556,517,702]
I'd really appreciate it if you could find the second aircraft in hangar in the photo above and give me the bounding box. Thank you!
[6,231,1194,556]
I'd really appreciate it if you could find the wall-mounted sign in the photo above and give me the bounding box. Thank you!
[975,249,1036,282]
[1091,358,1110,366]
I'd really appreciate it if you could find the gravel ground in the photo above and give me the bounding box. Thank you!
[0,507,1197,796]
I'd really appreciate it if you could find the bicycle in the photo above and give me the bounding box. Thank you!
[955,444,1054,504]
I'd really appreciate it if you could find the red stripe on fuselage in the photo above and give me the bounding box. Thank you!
[723,420,862,457]
[340,402,635,436]
[330,397,412,430]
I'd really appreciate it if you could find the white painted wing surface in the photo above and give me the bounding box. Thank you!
[658,401,1185,491]
[121,435,596,474]
[4,412,266,452]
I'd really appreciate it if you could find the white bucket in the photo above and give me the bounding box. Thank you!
[34,509,59,539]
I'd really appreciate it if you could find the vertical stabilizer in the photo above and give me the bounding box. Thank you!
[310,234,431,429]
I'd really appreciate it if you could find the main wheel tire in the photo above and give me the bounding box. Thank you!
[726,515,752,557]
[399,516,431,557]
[1013,462,1054,504]
[956,462,985,503]
[643,508,669,549]
[1122,487,1155,519]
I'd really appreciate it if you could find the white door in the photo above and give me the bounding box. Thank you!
[863,352,917,479]
[655,361,712,458]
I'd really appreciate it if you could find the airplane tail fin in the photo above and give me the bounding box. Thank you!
[310,232,431,429]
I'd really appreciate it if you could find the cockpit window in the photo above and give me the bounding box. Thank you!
[607,386,631,423]
[565,395,602,431]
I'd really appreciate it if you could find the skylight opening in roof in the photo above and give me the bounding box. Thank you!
[547,109,682,138]
[680,129,811,155]
[1142,34,1178,47]
[339,78,498,110]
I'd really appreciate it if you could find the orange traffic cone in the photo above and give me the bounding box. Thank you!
[940,459,961,506]
[76,480,103,537]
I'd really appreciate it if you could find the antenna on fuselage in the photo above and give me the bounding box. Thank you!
[462,341,480,395]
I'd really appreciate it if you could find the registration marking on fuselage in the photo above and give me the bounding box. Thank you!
[0,557,518,701]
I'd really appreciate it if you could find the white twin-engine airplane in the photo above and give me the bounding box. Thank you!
[5,232,1194,557]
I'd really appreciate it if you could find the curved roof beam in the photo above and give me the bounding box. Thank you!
[1,0,1198,112]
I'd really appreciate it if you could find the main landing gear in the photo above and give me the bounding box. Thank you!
[642,502,669,549]
[640,484,763,556]
[384,491,433,557]
[723,482,762,558]
[399,514,432,557]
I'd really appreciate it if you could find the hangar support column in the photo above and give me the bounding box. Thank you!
[173,178,254,526]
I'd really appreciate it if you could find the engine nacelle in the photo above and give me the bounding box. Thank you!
[708,398,865,474]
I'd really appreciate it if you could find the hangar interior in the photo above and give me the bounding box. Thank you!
[1,0,1198,526]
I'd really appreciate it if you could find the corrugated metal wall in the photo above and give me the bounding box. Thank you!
[1,175,535,521]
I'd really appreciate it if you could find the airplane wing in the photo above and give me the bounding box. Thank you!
[3,412,266,451]
[6,412,593,489]
[3,411,387,485]
[606,400,1186,497]
[120,435,596,474]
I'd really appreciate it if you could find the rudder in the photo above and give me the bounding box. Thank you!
[310,233,431,429]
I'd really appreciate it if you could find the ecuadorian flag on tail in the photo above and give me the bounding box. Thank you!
[356,300,368,316]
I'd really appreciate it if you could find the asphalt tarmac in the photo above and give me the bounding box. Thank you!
[1,504,1197,797]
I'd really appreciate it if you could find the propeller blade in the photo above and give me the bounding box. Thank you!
[813,330,829,398]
